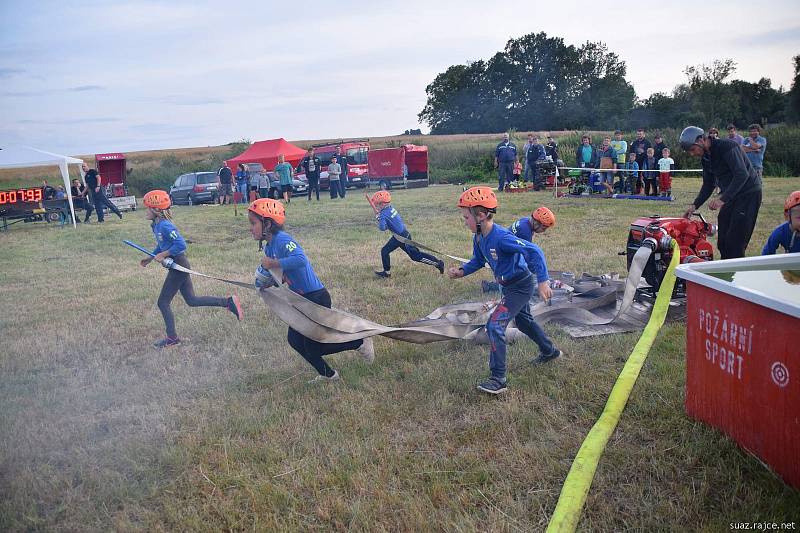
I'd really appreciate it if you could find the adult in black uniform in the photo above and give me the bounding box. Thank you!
[82,162,122,222]
[680,126,762,259]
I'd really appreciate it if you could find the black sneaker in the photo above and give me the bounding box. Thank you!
[154,336,181,348]
[117,212,123,219]
[374,270,391,278]
[477,376,508,395]
[531,349,561,365]
[436,260,445,274]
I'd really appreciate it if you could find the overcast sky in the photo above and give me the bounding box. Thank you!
[1,0,798,155]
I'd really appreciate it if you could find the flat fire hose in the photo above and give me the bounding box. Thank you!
[390,232,471,264]
[124,240,655,344]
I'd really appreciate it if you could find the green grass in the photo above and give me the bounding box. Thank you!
[1,179,799,531]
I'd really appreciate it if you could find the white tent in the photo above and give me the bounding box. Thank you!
[0,145,84,227]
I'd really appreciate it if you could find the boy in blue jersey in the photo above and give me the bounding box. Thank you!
[483,206,556,292]
[370,190,445,278]
[249,198,374,382]
[447,187,561,395]
[139,190,242,348]
[762,191,800,255]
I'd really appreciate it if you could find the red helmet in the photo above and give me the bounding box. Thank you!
[784,191,800,220]
[248,198,286,225]
[372,191,391,204]
[143,190,171,210]
[532,206,555,228]
[458,186,497,210]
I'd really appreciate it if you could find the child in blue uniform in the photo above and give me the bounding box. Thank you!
[448,187,561,395]
[140,190,242,348]
[248,198,374,382]
[483,206,557,293]
[762,191,800,255]
[370,190,444,278]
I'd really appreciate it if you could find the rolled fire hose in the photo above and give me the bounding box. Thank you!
[124,240,655,344]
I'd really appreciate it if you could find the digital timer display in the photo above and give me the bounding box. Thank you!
[0,188,43,205]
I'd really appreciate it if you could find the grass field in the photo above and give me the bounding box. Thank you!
[1,178,799,531]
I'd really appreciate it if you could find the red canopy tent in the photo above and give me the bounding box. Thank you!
[225,138,306,173]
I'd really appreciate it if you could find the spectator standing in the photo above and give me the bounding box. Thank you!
[653,133,668,162]
[680,126,762,259]
[274,155,294,203]
[522,133,534,182]
[82,162,122,222]
[334,146,348,198]
[234,164,248,204]
[597,136,618,192]
[513,158,522,182]
[618,157,640,194]
[301,148,322,201]
[742,123,767,181]
[218,165,233,205]
[526,135,547,190]
[545,135,559,162]
[727,124,744,145]
[258,171,270,199]
[657,147,675,197]
[641,147,659,196]
[327,157,341,200]
[494,133,517,192]
[575,135,598,172]
[55,186,66,200]
[708,128,720,140]
[610,130,627,165]
[629,128,652,169]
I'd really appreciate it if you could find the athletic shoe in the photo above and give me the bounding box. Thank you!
[436,260,445,274]
[154,336,181,348]
[228,295,243,321]
[307,370,340,384]
[357,337,375,363]
[374,270,391,278]
[117,212,123,219]
[531,348,562,365]
[477,376,508,395]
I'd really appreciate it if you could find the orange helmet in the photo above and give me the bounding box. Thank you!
[532,206,555,227]
[458,186,497,211]
[143,190,171,210]
[785,191,800,219]
[248,198,286,226]
[372,191,391,204]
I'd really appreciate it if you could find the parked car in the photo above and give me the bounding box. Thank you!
[168,172,220,205]
[266,172,307,199]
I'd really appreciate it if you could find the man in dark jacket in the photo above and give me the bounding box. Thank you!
[652,134,668,162]
[629,128,652,168]
[301,148,322,201]
[680,126,762,259]
[526,135,547,190]
[494,133,517,192]
[82,162,122,222]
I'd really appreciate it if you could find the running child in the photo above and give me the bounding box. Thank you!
[447,186,561,395]
[371,191,445,278]
[481,206,556,292]
[657,147,675,197]
[140,190,243,348]
[248,198,374,382]
[762,191,800,255]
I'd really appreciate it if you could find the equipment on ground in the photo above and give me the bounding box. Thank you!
[625,213,716,292]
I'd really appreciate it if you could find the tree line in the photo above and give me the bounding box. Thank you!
[418,32,800,134]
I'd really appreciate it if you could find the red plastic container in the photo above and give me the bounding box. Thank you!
[676,254,800,488]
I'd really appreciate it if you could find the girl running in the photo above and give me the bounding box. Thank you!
[248,198,374,381]
[140,190,243,348]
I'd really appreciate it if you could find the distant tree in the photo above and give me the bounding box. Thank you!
[403,129,422,135]
[418,32,635,133]
[787,55,800,123]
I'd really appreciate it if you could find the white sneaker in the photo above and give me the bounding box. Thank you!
[307,370,340,384]
[357,337,375,363]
